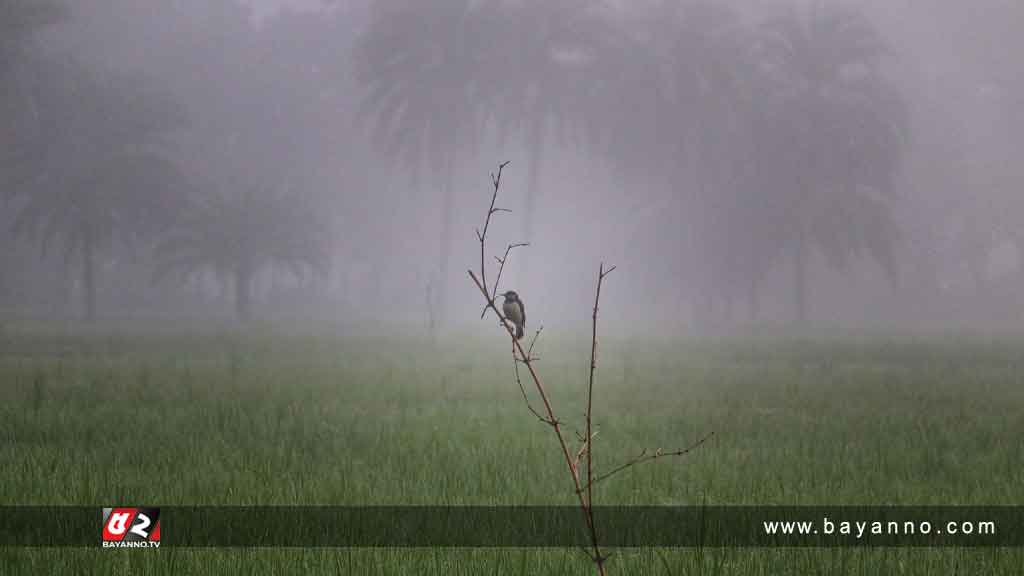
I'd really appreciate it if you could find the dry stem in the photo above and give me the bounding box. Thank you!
[585,431,716,490]
[468,162,709,575]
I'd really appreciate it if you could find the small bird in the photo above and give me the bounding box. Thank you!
[501,290,526,340]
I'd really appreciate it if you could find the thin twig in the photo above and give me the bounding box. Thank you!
[485,242,529,318]
[473,266,602,566]
[513,353,554,425]
[526,325,543,360]
[467,162,605,575]
[476,160,511,319]
[575,545,597,564]
[573,430,599,468]
[469,162,714,576]
[583,262,615,569]
[575,442,589,466]
[585,431,716,490]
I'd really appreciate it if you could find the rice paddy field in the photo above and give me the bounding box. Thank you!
[1,325,1023,574]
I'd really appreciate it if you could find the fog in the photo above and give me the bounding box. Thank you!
[2,0,1022,336]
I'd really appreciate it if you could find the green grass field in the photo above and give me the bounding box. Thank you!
[1,327,1022,574]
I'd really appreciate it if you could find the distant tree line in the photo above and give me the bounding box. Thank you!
[3,0,1021,328]
[356,0,909,327]
[2,0,333,322]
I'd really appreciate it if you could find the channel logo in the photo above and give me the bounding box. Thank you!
[101,507,161,548]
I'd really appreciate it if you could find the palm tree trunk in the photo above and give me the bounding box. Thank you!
[82,226,96,323]
[58,255,72,317]
[747,271,759,324]
[521,114,545,278]
[235,263,252,322]
[436,150,457,328]
[794,225,807,324]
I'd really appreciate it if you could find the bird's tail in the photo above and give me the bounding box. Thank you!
[515,324,524,340]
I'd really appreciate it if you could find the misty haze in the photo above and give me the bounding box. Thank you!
[1,0,1023,574]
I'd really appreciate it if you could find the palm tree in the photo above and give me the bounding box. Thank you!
[354,0,494,326]
[672,2,758,324]
[154,186,330,322]
[600,1,757,327]
[483,0,617,262]
[1,0,65,203]
[0,1,65,304]
[9,56,186,321]
[758,3,909,323]
[731,69,805,324]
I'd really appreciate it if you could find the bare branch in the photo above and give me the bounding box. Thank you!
[575,545,598,564]
[527,325,544,359]
[585,432,716,490]
[573,430,599,468]
[482,242,529,318]
[581,262,614,568]
[473,163,676,576]
[476,161,511,308]
[513,351,555,426]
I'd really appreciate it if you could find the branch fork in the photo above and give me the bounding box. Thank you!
[468,162,710,575]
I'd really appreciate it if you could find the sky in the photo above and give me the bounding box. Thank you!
[245,0,327,23]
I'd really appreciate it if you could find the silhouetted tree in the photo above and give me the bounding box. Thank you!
[0,1,66,304]
[758,3,909,322]
[354,0,494,326]
[484,0,616,266]
[154,186,330,322]
[600,1,758,327]
[671,2,757,325]
[1,0,66,227]
[9,56,187,321]
[730,71,798,324]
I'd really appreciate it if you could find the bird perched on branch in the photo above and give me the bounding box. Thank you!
[501,290,526,340]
